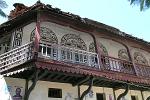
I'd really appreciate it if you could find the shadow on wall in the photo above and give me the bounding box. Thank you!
[0,75,24,100]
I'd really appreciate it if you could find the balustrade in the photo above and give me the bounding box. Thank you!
[101,55,135,75]
[38,43,99,68]
[0,42,33,73]
[0,42,150,79]
[135,64,150,77]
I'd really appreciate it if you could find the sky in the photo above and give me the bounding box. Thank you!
[0,0,150,42]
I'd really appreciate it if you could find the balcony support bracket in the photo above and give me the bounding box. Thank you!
[24,69,48,100]
[147,96,150,100]
[117,84,129,100]
[80,76,94,100]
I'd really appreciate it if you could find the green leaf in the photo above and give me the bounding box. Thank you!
[0,9,7,17]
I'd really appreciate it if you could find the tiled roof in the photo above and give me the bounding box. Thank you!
[0,1,150,46]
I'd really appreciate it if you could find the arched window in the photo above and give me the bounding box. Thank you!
[134,52,148,65]
[30,27,58,44]
[61,34,87,50]
[60,34,89,64]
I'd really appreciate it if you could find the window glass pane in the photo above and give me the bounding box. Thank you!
[48,88,62,98]
[131,96,138,100]
[43,47,46,54]
[96,93,105,100]
[75,53,79,62]
[47,47,51,56]
[61,50,66,60]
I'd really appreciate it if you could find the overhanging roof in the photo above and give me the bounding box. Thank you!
[0,1,150,47]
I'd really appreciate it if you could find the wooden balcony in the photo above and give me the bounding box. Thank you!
[135,63,150,78]
[0,42,150,79]
[0,42,33,73]
[100,55,135,75]
[38,42,99,68]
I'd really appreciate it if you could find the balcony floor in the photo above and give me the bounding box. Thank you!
[4,59,150,91]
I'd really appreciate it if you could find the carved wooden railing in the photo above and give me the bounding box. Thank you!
[0,42,33,73]
[100,55,136,75]
[38,42,99,68]
[0,41,150,78]
[135,63,150,78]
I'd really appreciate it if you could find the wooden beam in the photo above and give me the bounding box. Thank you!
[113,88,117,100]
[78,85,81,100]
[72,77,90,86]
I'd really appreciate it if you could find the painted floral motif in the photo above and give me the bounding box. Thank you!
[89,42,96,52]
[61,34,87,50]
[118,49,129,61]
[99,42,108,56]
[30,27,58,44]
[134,52,148,65]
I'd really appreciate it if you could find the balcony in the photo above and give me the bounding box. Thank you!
[0,42,33,73]
[0,42,150,79]
[38,42,99,68]
[101,55,135,75]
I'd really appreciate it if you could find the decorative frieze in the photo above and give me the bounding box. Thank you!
[118,49,129,61]
[30,27,58,44]
[89,42,95,53]
[61,34,87,51]
[134,52,148,65]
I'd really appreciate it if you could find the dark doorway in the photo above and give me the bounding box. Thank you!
[96,93,105,100]
[131,95,138,100]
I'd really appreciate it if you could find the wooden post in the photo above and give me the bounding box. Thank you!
[78,85,81,100]
[24,69,48,100]
[113,88,117,100]
[117,84,129,100]
[140,91,144,100]
[80,77,94,100]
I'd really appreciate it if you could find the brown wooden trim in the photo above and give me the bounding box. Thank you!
[80,77,94,100]
[117,84,129,100]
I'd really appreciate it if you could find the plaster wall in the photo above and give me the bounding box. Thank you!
[130,47,150,65]
[40,21,94,52]
[115,89,144,100]
[98,38,127,58]
[22,22,36,45]
[1,77,150,100]
[21,21,94,52]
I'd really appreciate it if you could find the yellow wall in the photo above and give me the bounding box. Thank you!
[2,77,150,100]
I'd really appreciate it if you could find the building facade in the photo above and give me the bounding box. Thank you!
[0,1,150,100]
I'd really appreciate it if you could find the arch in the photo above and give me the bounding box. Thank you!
[30,27,58,44]
[61,34,87,50]
[99,42,108,56]
[89,42,96,52]
[134,52,148,65]
[118,49,129,61]
[99,37,129,51]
